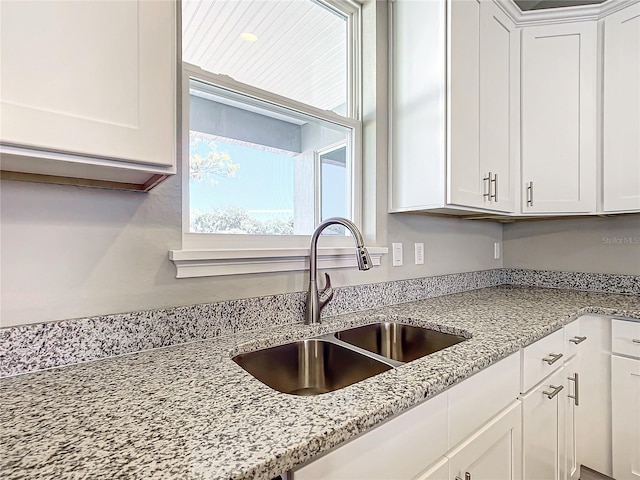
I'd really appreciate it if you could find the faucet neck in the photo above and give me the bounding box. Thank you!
[307,217,366,325]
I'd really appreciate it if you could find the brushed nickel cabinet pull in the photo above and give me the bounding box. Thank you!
[543,384,564,399]
[633,339,640,344]
[526,181,534,206]
[491,174,498,202]
[543,352,563,365]
[483,173,492,200]
[569,336,587,344]
[568,373,579,406]
[466,473,471,480]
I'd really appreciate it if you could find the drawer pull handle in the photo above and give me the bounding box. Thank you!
[569,336,587,344]
[568,373,579,406]
[633,339,640,344]
[455,473,472,480]
[543,384,564,399]
[543,353,563,365]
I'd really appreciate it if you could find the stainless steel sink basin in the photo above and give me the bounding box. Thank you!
[335,322,467,363]
[233,339,392,396]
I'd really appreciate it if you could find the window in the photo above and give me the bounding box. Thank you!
[171,0,384,277]
[186,77,356,236]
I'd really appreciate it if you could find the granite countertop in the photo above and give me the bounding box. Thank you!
[2,286,639,479]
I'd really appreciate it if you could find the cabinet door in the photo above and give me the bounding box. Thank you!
[602,2,640,213]
[478,0,517,213]
[521,22,597,214]
[448,401,522,480]
[522,368,564,480]
[576,316,612,477]
[0,0,176,169]
[448,0,482,210]
[611,355,640,480]
[448,0,516,214]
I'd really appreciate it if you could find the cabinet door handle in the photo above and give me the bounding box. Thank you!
[632,339,640,344]
[491,173,498,202]
[568,373,579,406]
[543,384,564,399]
[483,173,492,200]
[526,181,534,206]
[543,352,563,365]
[455,473,471,480]
[569,336,587,344]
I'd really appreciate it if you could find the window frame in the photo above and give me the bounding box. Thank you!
[170,0,386,278]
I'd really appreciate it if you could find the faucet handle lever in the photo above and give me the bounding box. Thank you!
[318,273,334,310]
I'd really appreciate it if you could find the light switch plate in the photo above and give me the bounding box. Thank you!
[392,243,403,266]
[415,243,424,265]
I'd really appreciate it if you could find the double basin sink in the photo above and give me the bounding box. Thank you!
[233,322,467,396]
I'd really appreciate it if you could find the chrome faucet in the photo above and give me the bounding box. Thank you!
[306,217,373,325]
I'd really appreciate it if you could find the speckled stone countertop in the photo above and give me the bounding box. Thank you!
[2,286,639,480]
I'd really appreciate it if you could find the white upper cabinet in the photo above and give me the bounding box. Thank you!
[449,0,517,213]
[521,21,598,214]
[602,2,640,213]
[0,0,177,191]
[389,0,518,215]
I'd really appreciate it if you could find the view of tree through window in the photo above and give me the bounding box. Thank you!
[189,131,297,235]
[183,0,357,236]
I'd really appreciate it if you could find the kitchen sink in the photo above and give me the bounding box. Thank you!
[335,322,467,363]
[233,339,392,396]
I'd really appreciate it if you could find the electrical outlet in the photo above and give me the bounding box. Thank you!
[494,242,501,260]
[415,243,424,265]
[392,243,403,266]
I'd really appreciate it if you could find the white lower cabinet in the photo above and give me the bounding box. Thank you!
[292,391,448,480]
[292,316,635,480]
[521,367,565,480]
[611,355,640,480]
[611,317,640,480]
[447,401,522,480]
[292,354,520,480]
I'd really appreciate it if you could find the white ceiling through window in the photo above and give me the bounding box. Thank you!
[182,0,347,113]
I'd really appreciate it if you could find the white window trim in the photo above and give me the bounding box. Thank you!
[170,246,388,278]
[170,2,387,278]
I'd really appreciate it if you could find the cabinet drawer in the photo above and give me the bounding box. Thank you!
[564,317,589,359]
[292,391,448,480]
[522,329,565,393]
[611,318,640,359]
[448,352,520,449]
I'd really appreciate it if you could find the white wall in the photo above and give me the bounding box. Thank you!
[503,215,640,275]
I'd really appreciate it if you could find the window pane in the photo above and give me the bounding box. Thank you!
[189,80,352,235]
[320,145,348,235]
[182,0,348,114]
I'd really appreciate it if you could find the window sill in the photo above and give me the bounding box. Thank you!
[169,246,388,278]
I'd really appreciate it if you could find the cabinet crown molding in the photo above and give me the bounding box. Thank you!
[496,0,638,25]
